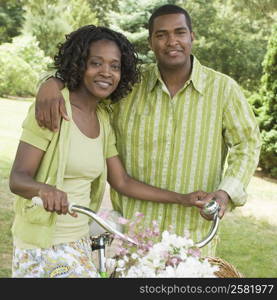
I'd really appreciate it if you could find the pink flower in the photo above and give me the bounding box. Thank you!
[134,212,144,218]
[171,258,178,265]
[188,248,201,258]
[153,228,160,236]
[97,210,110,219]
[147,240,154,248]
[115,247,129,256]
[162,250,169,258]
[118,217,129,225]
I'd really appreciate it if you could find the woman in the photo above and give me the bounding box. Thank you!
[9,25,207,278]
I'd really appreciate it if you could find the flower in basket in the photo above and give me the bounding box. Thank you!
[106,212,219,278]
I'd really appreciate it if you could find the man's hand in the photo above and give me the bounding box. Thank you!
[35,77,69,132]
[200,190,230,220]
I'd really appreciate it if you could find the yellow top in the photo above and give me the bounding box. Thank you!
[53,119,104,244]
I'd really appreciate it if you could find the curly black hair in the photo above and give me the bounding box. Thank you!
[53,25,140,102]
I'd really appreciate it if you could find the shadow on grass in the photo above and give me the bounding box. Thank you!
[0,208,14,278]
[217,212,277,278]
[0,157,14,277]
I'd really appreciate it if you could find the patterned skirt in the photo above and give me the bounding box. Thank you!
[12,236,99,278]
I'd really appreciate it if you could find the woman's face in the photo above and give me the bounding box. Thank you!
[81,39,121,100]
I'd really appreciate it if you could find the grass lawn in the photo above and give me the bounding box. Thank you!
[0,97,277,278]
[217,212,277,277]
[0,97,32,277]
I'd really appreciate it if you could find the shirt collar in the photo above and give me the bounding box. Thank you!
[147,64,162,92]
[148,55,205,95]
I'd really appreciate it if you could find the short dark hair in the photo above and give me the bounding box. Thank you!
[53,25,140,102]
[148,4,192,37]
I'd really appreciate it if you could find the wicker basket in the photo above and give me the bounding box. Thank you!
[207,256,243,278]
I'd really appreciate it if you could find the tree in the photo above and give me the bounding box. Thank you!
[109,0,179,62]
[229,0,277,24]
[67,0,98,30]
[88,0,119,26]
[22,0,98,58]
[254,24,277,177]
[184,0,272,91]
[0,0,25,43]
[22,0,72,58]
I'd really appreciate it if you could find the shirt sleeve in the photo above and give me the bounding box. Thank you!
[20,102,54,151]
[105,123,119,159]
[218,80,261,207]
[36,70,58,92]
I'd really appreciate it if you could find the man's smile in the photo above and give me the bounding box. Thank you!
[164,48,184,56]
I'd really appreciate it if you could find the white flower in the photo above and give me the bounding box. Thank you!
[117,259,125,268]
[131,253,138,260]
[157,265,176,277]
[106,258,116,269]
[111,214,219,278]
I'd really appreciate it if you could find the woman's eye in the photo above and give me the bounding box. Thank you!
[91,61,101,66]
[112,65,121,71]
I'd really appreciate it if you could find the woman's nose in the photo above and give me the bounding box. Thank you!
[99,64,111,76]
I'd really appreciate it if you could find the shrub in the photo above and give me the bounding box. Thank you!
[0,53,37,97]
[0,35,52,97]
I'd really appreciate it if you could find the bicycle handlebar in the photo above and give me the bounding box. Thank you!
[31,197,138,245]
[31,197,220,249]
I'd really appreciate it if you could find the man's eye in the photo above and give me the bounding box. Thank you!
[177,31,186,35]
[156,33,165,38]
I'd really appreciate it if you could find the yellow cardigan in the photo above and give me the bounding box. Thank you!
[12,88,117,248]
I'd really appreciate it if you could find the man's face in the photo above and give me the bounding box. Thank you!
[149,13,194,70]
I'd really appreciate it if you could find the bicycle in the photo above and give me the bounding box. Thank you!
[32,197,220,278]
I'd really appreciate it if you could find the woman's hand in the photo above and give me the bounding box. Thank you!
[178,190,209,208]
[38,186,77,217]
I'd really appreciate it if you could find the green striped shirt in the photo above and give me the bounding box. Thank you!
[110,56,261,255]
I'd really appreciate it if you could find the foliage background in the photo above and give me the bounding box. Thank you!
[0,0,276,277]
[2,0,275,175]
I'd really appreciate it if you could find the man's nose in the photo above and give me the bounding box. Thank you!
[166,33,178,46]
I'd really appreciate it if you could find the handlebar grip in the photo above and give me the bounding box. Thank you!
[32,196,44,206]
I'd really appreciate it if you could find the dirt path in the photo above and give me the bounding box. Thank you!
[237,172,277,225]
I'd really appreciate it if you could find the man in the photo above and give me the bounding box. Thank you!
[35,5,261,256]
